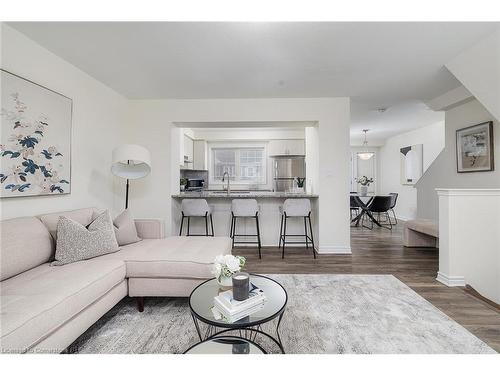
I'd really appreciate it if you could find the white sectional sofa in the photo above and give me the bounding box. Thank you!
[0,207,231,354]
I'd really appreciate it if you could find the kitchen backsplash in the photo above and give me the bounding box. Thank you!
[180,169,209,188]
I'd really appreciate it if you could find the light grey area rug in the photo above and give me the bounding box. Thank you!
[68,274,495,354]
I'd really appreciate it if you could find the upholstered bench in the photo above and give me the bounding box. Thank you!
[403,219,439,248]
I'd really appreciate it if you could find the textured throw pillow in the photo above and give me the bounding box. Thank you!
[52,210,119,266]
[113,209,141,246]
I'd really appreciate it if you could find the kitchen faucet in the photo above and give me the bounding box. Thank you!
[222,171,230,194]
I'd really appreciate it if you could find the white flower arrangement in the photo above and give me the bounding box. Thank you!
[212,254,246,281]
[355,175,374,186]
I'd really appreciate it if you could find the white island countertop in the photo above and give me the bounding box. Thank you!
[172,191,318,198]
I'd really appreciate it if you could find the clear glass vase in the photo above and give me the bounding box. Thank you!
[360,185,368,196]
[217,275,233,289]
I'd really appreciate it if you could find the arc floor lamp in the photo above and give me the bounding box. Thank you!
[111,144,151,209]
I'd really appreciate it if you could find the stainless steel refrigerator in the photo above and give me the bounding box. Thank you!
[272,155,306,192]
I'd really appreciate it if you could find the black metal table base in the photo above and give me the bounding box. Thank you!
[350,196,384,228]
[191,311,285,354]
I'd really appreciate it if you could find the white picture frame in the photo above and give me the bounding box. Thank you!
[456,121,494,173]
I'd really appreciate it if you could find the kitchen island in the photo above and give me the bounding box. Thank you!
[172,191,318,199]
[171,191,319,248]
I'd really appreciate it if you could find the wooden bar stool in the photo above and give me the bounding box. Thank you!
[230,199,261,259]
[279,198,316,259]
[179,199,214,236]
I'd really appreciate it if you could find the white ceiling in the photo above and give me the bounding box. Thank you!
[350,100,444,145]
[8,22,499,141]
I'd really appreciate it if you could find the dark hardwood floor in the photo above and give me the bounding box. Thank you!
[232,223,500,352]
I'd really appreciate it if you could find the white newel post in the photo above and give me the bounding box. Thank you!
[436,188,500,304]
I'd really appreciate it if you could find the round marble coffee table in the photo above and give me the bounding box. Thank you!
[188,274,287,353]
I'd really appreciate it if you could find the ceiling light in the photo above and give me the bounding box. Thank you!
[358,129,374,160]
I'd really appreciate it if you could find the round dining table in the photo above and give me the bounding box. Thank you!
[350,193,392,227]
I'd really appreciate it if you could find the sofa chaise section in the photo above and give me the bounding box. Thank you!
[115,236,232,307]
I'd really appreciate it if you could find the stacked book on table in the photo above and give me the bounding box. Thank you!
[213,284,266,323]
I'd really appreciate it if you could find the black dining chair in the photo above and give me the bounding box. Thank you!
[388,193,398,225]
[350,196,360,221]
[362,196,393,230]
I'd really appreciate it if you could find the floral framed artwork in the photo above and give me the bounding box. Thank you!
[1,69,72,197]
[456,121,494,173]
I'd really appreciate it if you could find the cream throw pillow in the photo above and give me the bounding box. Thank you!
[113,209,142,246]
[53,210,119,266]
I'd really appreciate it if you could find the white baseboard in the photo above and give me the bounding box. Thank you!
[436,272,466,287]
[318,245,352,254]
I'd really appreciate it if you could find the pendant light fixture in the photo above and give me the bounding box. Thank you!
[358,129,374,160]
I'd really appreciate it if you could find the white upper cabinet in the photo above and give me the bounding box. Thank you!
[193,140,208,170]
[178,130,187,167]
[183,135,194,169]
[268,139,305,156]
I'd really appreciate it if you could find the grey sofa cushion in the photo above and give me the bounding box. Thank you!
[113,210,141,246]
[38,208,96,241]
[0,217,54,281]
[53,210,119,266]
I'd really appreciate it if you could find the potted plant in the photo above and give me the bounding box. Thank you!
[295,177,306,193]
[355,175,373,196]
[180,178,188,191]
[212,254,246,288]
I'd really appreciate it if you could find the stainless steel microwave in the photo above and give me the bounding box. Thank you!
[186,178,205,191]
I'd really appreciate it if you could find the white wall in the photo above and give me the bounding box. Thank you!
[305,127,319,195]
[446,29,500,122]
[378,121,445,220]
[417,99,500,221]
[1,24,128,219]
[127,98,351,253]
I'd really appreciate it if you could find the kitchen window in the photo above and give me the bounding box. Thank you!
[210,145,266,185]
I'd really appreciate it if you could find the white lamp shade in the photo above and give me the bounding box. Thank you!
[111,144,151,180]
[357,152,374,160]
